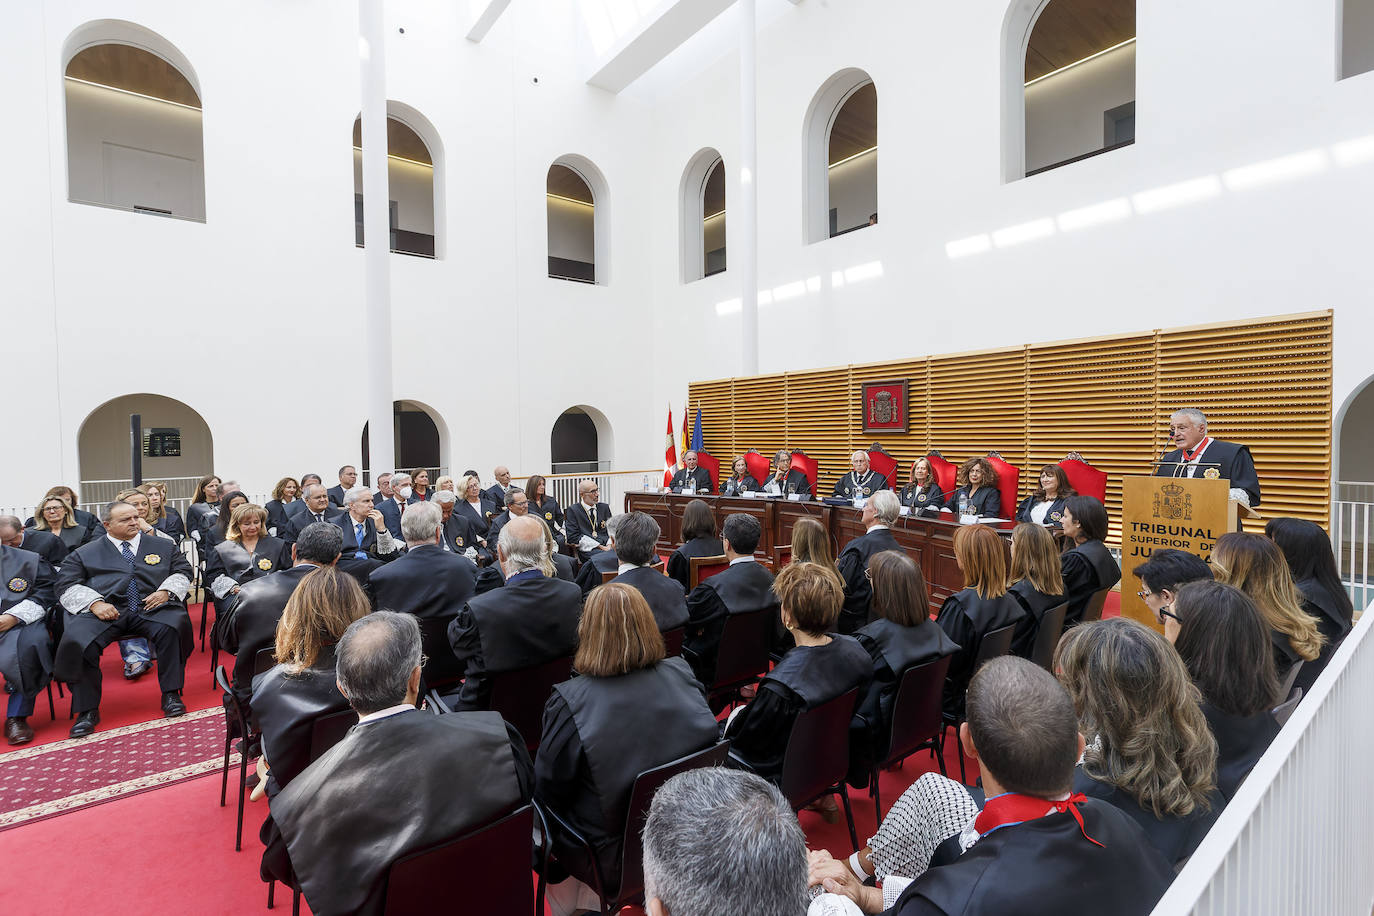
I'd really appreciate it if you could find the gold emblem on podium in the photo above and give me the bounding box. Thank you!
[1152,483,1193,521]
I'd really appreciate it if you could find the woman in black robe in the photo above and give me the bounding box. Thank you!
[186,474,222,543]
[1058,495,1120,625]
[1266,517,1355,693]
[936,525,1024,718]
[207,503,291,610]
[525,475,567,549]
[1006,523,1066,658]
[666,499,725,589]
[1014,464,1075,527]
[944,457,1001,519]
[720,456,761,497]
[899,457,945,518]
[263,476,301,539]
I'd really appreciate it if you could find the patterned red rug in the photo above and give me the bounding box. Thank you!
[0,706,231,831]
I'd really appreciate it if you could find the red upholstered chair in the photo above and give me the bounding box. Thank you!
[1058,458,1107,503]
[789,450,818,493]
[925,453,958,498]
[744,449,770,484]
[985,454,1020,520]
[695,450,721,491]
[867,443,899,489]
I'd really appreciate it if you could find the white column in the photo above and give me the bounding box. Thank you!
[738,0,759,376]
[359,0,395,479]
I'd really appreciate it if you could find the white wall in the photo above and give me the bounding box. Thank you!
[828,149,877,231]
[1024,42,1135,173]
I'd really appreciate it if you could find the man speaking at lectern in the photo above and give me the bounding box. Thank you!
[1154,408,1261,507]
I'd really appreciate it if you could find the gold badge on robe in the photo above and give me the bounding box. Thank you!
[1203,468,1220,479]
[144,554,162,565]
[862,487,872,496]
[545,512,553,520]
[257,558,273,571]
[7,577,27,593]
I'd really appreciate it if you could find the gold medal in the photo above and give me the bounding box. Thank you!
[257,558,273,571]
[1203,468,1220,479]
[144,554,161,565]
[7,577,27,593]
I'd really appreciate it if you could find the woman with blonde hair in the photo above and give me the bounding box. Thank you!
[790,516,843,590]
[1007,522,1067,657]
[1211,531,1324,685]
[27,494,91,551]
[206,503,291,606]
[536,583,718,916]
[945,457,1001,519]
[1055,617,1222,865]
[900,456,945,517]
[936,524,1024,717]
[138,481,186,542]
[251,567,371,798]
[454,474,494,559]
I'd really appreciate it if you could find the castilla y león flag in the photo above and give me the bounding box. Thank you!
[663,405,677,487]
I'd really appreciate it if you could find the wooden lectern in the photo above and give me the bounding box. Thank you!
[1118,475,1260,632]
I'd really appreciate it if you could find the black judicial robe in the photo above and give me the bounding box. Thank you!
[440,511,485,559]
[901,482,945,517]
[666,536,726,590]
[1270,629,1304,687]
[0,546,55,697]
[724,635,872,783]
[832,470,890,499]
[20,529,68,568]
[669,466,714,494]
[325,484,347,508]
[53,536,194,682]
[218,564,314,696]
[446,572,582,711]
[848,617,959,786]
[535,657,718,888]
[683,560,778,687]
[271,709,532,916]
[486,511,516,552]
[720,474,759,496]
[565,501,614,558]
[263,500,294,537]
[250,645,348,797]
[946,486,1001,519]
[836,526,903,634]
[936,589,1024,718]
[186,502,219,539]
[890,799,1174,916]
[1006,579,1067,658]
[1202,701,1280,801]
[530,496,567,547]
[208,536,291,594]
[616,565,690,633]
[483,483,516,507]
[763,468,811,497]
[575,548,619,595]
[1293,578,1353,693]
[1073,767,1223,866]
[1059,540,1120,625]
[1155,437,1261,507]
[153,507,187,542]
[367,544,478,622]
[1014,495,1067,526]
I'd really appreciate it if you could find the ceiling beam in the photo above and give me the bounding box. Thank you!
[586,0,736,93]
[466,0,512,43]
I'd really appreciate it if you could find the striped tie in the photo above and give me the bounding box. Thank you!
[121,541,141,616]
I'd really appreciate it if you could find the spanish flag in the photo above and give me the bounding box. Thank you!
[663,405,677,487]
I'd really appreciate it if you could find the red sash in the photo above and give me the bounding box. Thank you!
[1180,436,1212,463]
[974,791,1104,847]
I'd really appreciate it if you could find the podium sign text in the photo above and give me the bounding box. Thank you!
[1120,475,1230,632]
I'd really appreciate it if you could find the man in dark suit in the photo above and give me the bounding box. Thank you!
[683,514,778,688]
[285,484,342,541]
[668,451,714,494]
[332,488,399,583]
[327,465,358,509]
[369,502,478,622]
[447,516,581,710]
[482,466,517,507]
[1,543,55,745]
[376,472,411,542]
[485,488,532,551]
[614,512,689,633]
[371,471,394,505]
[1154,407,1261,507]
[836,490,904,633]
[575,514,623,595]
[565,479,613,563]
[762,449,812,497]
[216,522,342,714]
[832,450,891,500]
[0,519,69,570]
[54,500,195,736]
[284,475,323,524]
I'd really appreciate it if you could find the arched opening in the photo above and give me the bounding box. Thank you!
[548,155,610,285]
[802,70,877,244]
[361,400,450,481]
[77,393,213,505]
[1335,377,1374,608]
[1003,0,1136,180]
[1337,378,1374,489]
[551,405,614,474]
[680,148,726,282]
[353,103,444,259]
[62,22,205,221]
[1342,0,1374,80]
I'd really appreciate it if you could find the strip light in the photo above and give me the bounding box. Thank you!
[703,210,726,221]
[64,76,201,112]
[351,146,434,169]
[1025,37,1136,88]
[546,192,594,207]
[828,145,877,170]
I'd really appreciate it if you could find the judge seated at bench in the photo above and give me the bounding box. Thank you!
[1154,407,1261,507]
[945,457,1001,519]
[721,456,761,497]
[763,449,812,498]
[669,451,714,494]
[900,457,945,517]
[833,450,890,500]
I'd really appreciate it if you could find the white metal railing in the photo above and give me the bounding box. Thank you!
[1336,481,1374,504]
[517,470,659,517]
[1152,596,1374,915]
[1333,498,1373,611]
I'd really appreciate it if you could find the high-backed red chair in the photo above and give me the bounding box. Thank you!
[1058,458,1107,503]
[867,443,899,489]
[744,449,770,484]
[695,450,721,491]
[985,454,1020,520]
[925,453,958,498]
[789,450,818,494]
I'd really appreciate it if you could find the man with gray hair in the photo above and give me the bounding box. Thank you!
[835,489,903,633]
[614,511,689,633]
[332,486,398,582]
[261,611,532,915]
[668,450,714,494]
[564,479,613,562]
[368,501,479,624]
[1153,407,1261,506]
[376,472,412,542]
[574,512,624,595]
[447,516,581,711]
[485,487,531,551]
[642,767,809,916]
[482,465,518,507]
[833,450,889,500]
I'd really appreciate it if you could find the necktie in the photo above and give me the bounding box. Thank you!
[315,513,323,523]
[121,541,141,616]
[355,522,366,558]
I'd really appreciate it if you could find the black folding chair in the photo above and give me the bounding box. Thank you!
[769,687,863,850]
[432,654,574,753]
[869,654,953,820]
[538,742,732,914]
[1081,587,1112,623]
[1028,602,1069,672]
[945,622,1017,785]
[416,616,465,697]
[709,606,774,708]
[661,626,685,658]
[253,646,278,677]
[214,664,253,852]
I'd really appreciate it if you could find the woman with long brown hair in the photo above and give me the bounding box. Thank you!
[525,474,567,550]
[263,476,300,538]
[666,498,724,589]
[936,524,1023,717]
[536,583,718,916]
[187,474,222,542]
[1015,464,1075,526]
[1007,522,1067,657]
[139,481,186,543]
[1055,617,1222,865]
[946,457,1001,519]
[790,516,843,590]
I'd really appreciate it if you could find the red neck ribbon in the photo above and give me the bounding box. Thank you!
[1180,436,1212,462]
[974,792,1104,847]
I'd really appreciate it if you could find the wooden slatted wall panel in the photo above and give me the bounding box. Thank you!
[1157,313,1331,528]
[730,373,789,466]
[1026,334,1158,545]
[785,367,854,490]
[928,349,1029,470]
[847,358,930,483]
[692,379,736,460]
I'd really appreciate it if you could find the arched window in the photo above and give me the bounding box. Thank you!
[547,155,610,284]
[681,149,726,282]
[353,104,444,258]
[62,22,205,221]
[1004,0,1136,180]
[551,405,614,473]
[1343,0,1374,80]
[802,70,877,244]
[78,393,213,493]
[361,400,450,480]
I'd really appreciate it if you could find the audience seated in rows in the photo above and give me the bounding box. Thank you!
[613,512,689,633]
